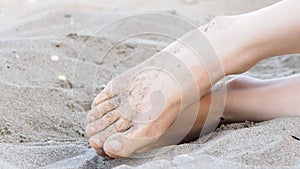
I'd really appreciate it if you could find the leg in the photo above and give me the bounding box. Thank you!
[203,0,300,75]
[223,74,300,122]
[86,0,300,158]
[184,74,300,141]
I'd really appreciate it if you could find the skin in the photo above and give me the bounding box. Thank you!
[182,74,300,142]
[86,0,300,158]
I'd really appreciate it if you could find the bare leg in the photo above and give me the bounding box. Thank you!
[223,75,300,122]
[86,0,300,158]
[184,74,300,141]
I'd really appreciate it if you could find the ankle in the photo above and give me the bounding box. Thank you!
[200,15,262,75]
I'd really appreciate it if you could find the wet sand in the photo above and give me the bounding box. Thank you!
[0,0,300,168]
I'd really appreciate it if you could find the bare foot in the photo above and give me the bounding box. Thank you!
[85,16,255,158]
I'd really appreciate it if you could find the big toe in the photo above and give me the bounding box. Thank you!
[103,126,160,158]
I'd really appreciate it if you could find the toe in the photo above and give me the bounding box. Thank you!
[86,98,119,124]
[86,109,120,137]
[92,82,118,108]
[89,128,114,151]
[113,118,132,132]
[103,125,159,158]
[89,119,132,155]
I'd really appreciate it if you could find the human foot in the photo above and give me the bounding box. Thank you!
[85,32,223,158]
[85,16,258,158]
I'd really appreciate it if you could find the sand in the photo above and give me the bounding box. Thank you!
[0,0,299,168]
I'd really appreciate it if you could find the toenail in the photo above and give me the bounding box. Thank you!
[106,140,123,152]
[87,116,95,123]
[86,125,96,134]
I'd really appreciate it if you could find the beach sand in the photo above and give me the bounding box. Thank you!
[0,0,299,168]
